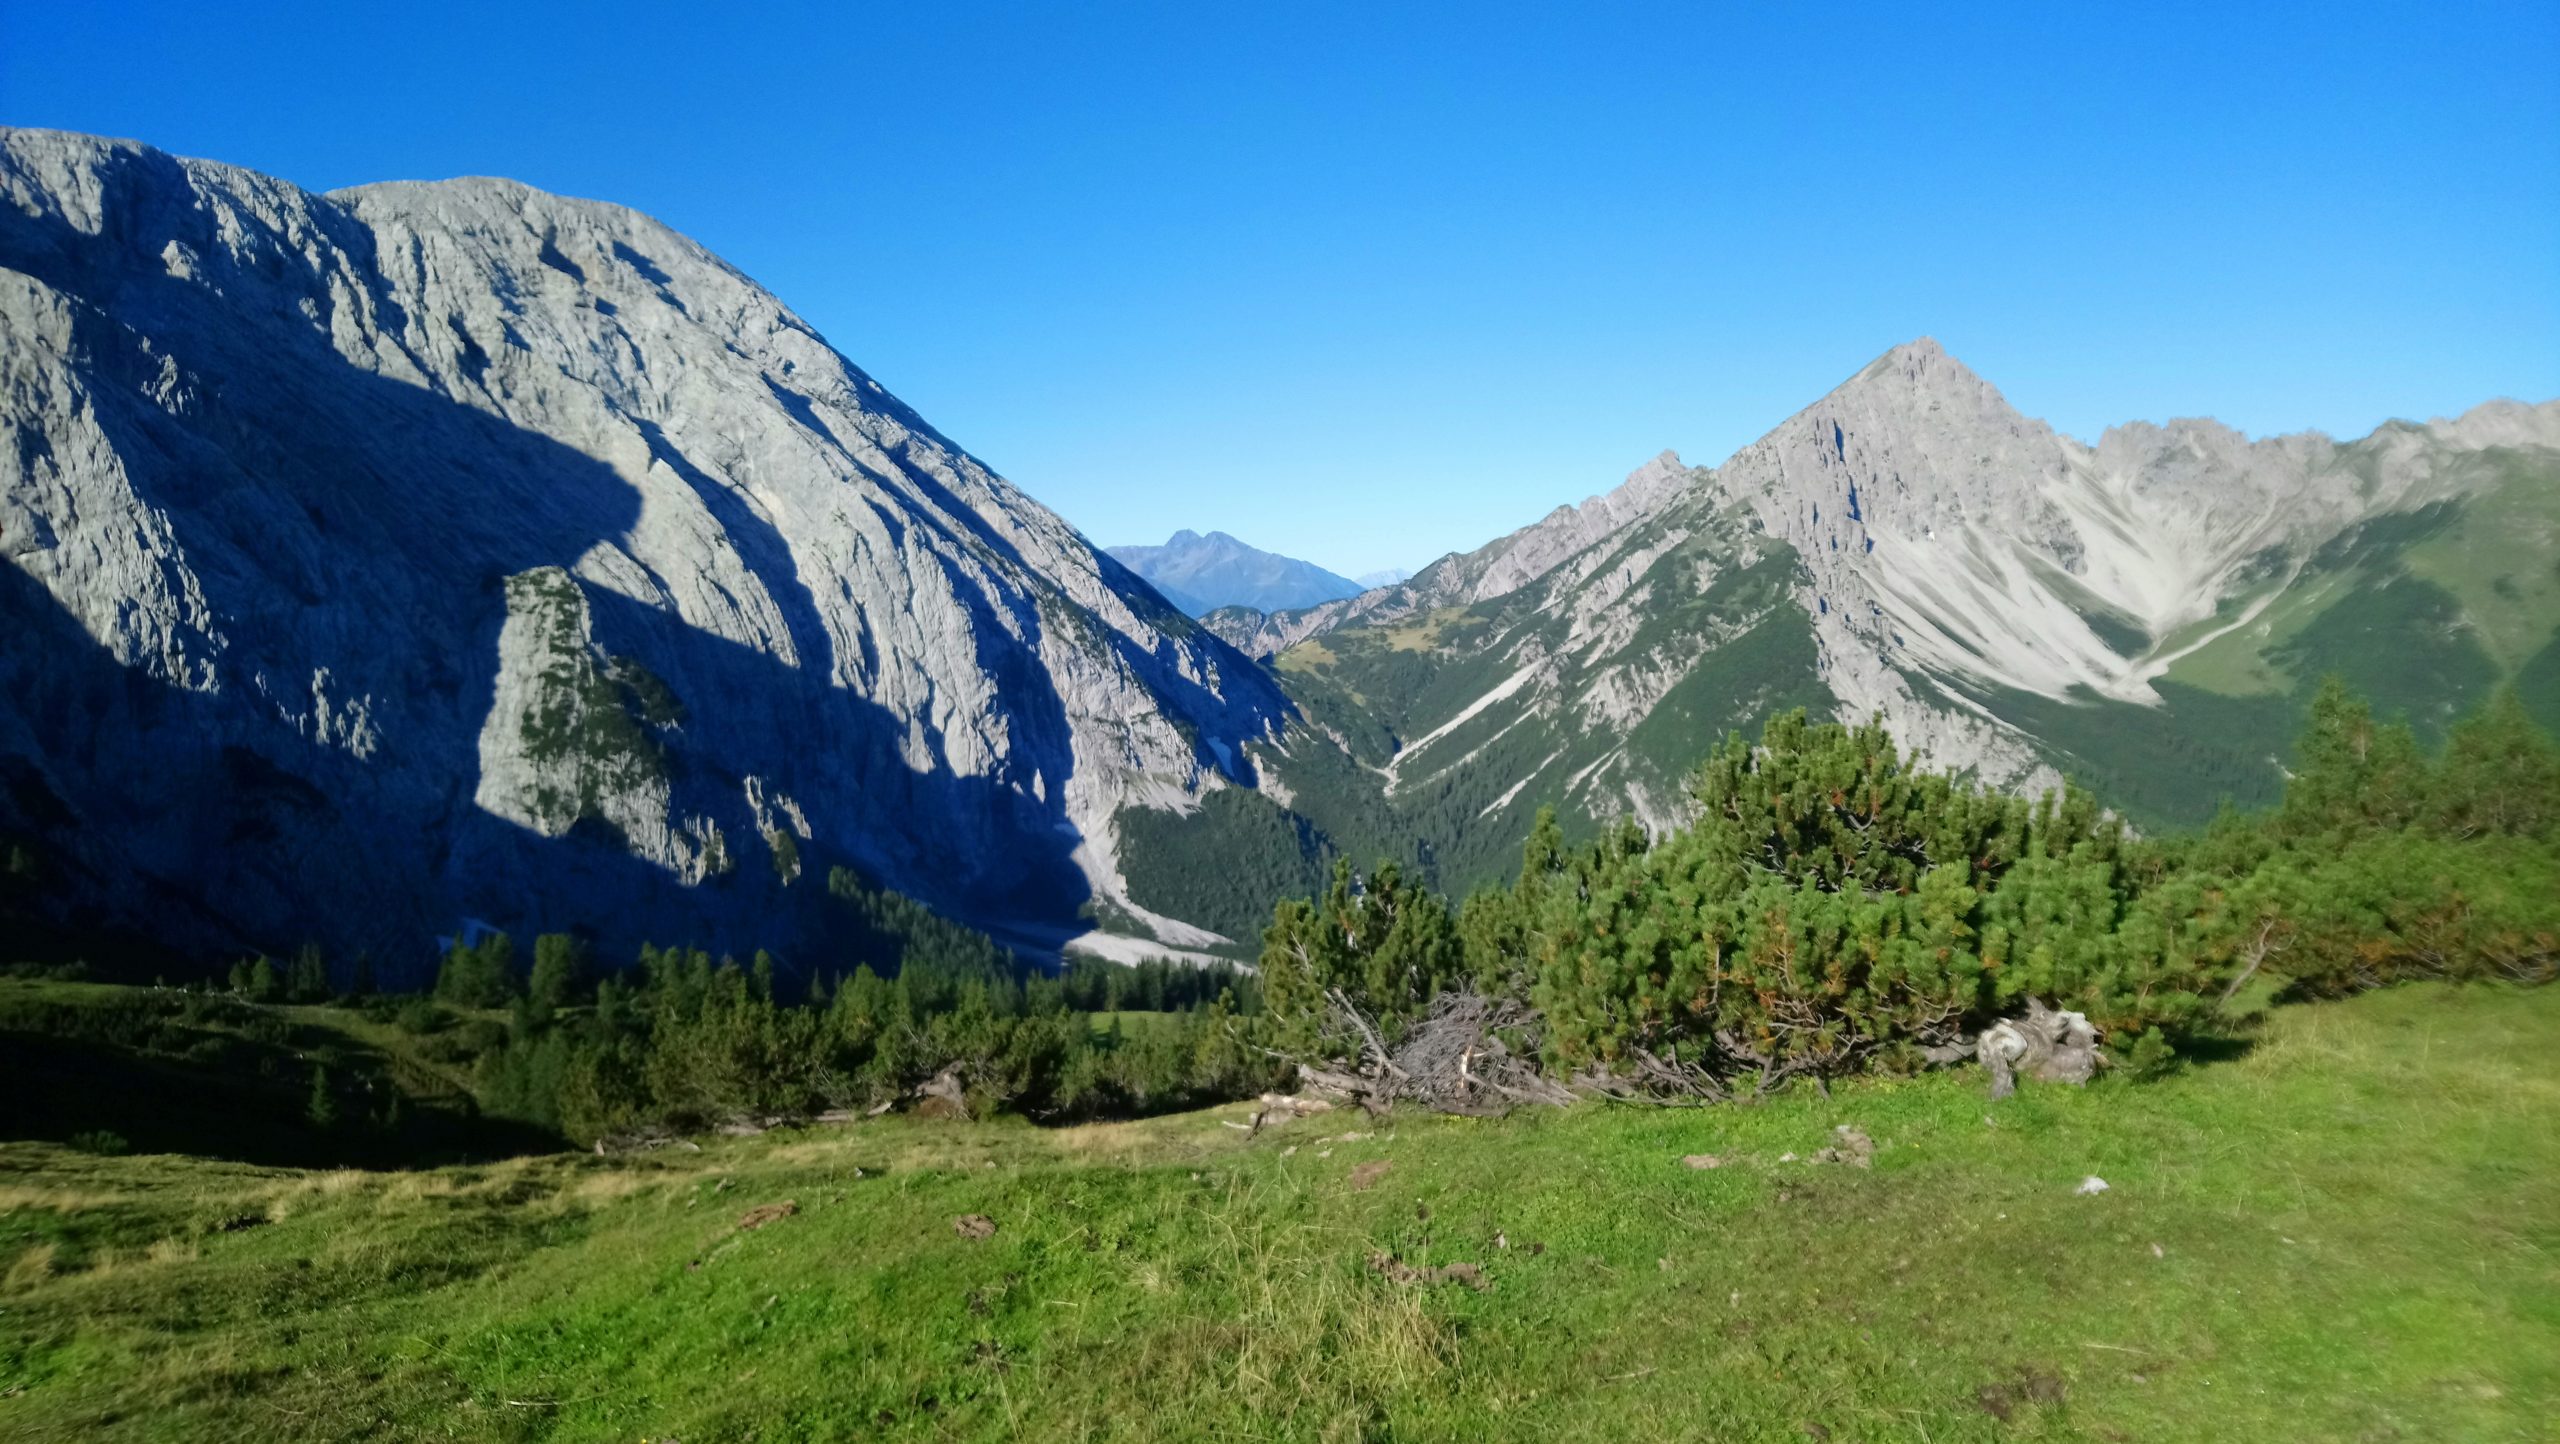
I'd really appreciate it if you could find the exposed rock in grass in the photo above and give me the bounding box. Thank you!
[916,1068,972,1121]
[953,1214,996,1240]
[1366,1251,1487,1289]
[1980,1000,2102,1099]
[1683,1153,1726,1169]
[1238,1092,1336,1135]
[736,1201,797,1230]
[1813,1126,1874,1168]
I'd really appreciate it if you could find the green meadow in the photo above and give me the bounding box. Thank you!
[3,981,2552,1443]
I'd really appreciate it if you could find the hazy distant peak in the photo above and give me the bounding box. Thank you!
[1105,530,1363,617]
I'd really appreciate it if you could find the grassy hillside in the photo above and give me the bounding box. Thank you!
[2056,464,2560,827]
[0,978,551,1169]
[3,983,2553,1441]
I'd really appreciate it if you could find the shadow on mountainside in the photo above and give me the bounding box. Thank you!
[0,141,1096,985]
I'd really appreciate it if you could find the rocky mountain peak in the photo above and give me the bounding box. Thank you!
[0,126,1285,967]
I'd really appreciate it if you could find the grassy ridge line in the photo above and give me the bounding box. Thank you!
[3,982,2554,1441]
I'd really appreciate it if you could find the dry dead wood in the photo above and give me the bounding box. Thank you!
[1284,988,1576,1118]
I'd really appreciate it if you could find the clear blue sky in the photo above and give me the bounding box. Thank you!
[7,2,2555,577]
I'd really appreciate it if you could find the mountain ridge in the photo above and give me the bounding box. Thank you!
[0,127,1286,969]
[1106,528,1367,616]
[1134,339,2560,926]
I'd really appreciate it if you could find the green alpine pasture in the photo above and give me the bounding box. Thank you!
[3,982,2553,1442]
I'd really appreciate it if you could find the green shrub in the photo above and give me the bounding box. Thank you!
[395,998,452,1034]
[1252,685,2559,1100]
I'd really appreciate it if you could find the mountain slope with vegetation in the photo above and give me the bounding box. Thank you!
[2,681,2552,1438]
[1144,344,2558,926]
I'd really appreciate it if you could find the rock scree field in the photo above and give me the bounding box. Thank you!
[1,982,2552,1442]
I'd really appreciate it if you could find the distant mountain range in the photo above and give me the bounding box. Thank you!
[1116,341,2560,935]
[1105,530,1368,615]
[4,130,2553,967]
[1355,567,1413,589]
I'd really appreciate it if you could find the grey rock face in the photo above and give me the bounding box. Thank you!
[1210,451,1699,658]
[1105,529,1366,616]
[1712,339,2558,789]
[0,128,1287,970]
[1239,338,2558,846]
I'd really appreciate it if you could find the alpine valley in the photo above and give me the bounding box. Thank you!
[4,128,2555,967]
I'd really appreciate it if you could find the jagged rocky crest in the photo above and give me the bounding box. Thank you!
[0,128,1287,968]
[1180,338,2559,910]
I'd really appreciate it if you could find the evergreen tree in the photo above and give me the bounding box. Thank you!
[307,1065,340,1130]
[1258,858,1463,1050]
[437,933,521,1009]
[286,942,329,1003]
[2428,687,2560,841]
[246,955,283,1003]
[2278,677,2427,840]
[528,934,589,1024]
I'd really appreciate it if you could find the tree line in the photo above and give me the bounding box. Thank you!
[132,678,2560,1146]
[1255,680,2558,1095]
[354,867,1277,1143]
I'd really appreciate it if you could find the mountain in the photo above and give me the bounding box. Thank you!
[1139,340,2560,932]
[0,128,1291,972]
[1355,567,1412,588]
[1105,529,1367,616]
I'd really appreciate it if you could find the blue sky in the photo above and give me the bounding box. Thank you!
[6,2,2555,577]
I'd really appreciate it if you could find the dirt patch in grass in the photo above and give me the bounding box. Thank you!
[1975,1368,2068,1421]
[1367,1251,1487,1290]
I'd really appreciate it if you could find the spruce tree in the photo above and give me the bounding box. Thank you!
[307,1065,339,1130]
[528,934,587,1023]
[287,942,328,1003]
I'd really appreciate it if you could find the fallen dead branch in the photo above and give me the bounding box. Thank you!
[1282,988,1578,1118]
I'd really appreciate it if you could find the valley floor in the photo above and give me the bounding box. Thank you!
[2,984,2554,1442]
